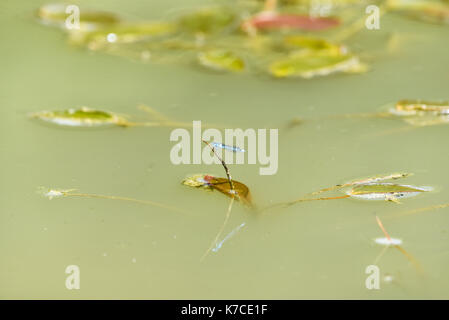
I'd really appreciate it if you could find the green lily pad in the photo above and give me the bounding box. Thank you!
[197,50,245,72]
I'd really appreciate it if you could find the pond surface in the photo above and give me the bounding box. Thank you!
[1,0,448,299]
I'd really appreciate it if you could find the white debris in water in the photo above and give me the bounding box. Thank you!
[44,189,65,200]
[374,237,402,246]
[107,33,118,43]
[132,258,137,263]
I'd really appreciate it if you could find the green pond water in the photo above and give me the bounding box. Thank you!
[1,0,449,299]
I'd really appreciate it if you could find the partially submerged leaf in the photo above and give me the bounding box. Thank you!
[182,174,214,188]
[245,13,340,31]
[310,172,412,195]
[30,107,127,127]
[347,183,433,201]
[283,36,345,55]
[30,105,194,128]
[391,99,449,116]
[269,50,363,78]
[385,100,449,127]
[72,22,177,48]
[182,174,253,207]
[197,50,245,72]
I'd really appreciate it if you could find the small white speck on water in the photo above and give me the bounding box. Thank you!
[106,33,117,43]
[173,235,177,240]
[383,274,394,283]
[132,258,137,263]
[43,227,48,232]
[374,237,402,246]
[102,252,107,257]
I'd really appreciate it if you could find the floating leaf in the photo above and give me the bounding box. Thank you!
[37,3,120,30]
[30,107,127,127]
[347,183,433,202]
[197,50,245,72]
[182,174,254,207]
[182,174,215,188]
[178,7,237,36]
[246,13,340,31]
[390,99,449,116]
[30,105,195,128]
[283,35,345,55]
[381,100,449,128]
[269,50,364,78]
[309,172,412,196]
[72,22,177,48]
[261,172,423,211]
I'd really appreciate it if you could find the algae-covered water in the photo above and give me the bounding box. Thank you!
[1,0,449,299]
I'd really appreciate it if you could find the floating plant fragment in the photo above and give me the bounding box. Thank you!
[346,183,433,203]
[37,3,120,30]
[197,50,245,72]
[269,49,366,78]
[261,173,429,211]
[373,216,423,274]
[30,107,129,127]
[39,187,188,214]
[283,35,345,55]
[390,99,449,127]
[182,174,254,207]
[390,99,449,116]
[310,172,412,196]
[313,100,449,130]
[29,105,195,128]
[71,22,177,48]
[390,202,449,219]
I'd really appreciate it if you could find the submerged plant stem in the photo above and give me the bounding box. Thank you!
[56,191,189,215]
[261,194,350,213]
[201,196,235,261]
[389,202,449,219]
